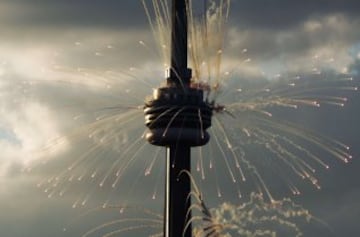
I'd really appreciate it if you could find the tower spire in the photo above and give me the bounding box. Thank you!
[167,0,191,87]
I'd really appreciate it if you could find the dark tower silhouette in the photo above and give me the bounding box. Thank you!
[144,0,212,236]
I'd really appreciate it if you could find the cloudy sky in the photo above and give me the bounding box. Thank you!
[0,0,359,236]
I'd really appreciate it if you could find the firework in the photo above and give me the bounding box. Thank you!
[21,0,358,236]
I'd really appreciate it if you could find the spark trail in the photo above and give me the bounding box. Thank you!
[187,176,316,237]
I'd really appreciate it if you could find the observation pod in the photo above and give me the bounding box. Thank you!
[143,0,213,236]
[144,85,212,147]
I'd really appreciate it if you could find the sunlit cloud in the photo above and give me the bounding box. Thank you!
[0,100,68,176]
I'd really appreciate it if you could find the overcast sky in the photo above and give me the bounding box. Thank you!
[0,0,359,237]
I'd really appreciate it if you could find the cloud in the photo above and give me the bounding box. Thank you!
[229,0,360,30]
[0,0,147,30]
[0,82,68,176]
[225,13,360,77]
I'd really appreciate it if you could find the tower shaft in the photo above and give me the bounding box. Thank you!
[165,146,191,237]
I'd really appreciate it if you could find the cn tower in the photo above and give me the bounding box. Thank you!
[144,0,213,236]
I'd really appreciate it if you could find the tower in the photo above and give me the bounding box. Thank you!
[144,0,212,236]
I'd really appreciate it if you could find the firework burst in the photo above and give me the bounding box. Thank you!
[20,0,358,236]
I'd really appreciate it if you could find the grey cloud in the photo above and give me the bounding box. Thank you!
[229,0,360,30]
[2,0,360,32]
[0,0,147,29]
[225,13,360,72]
